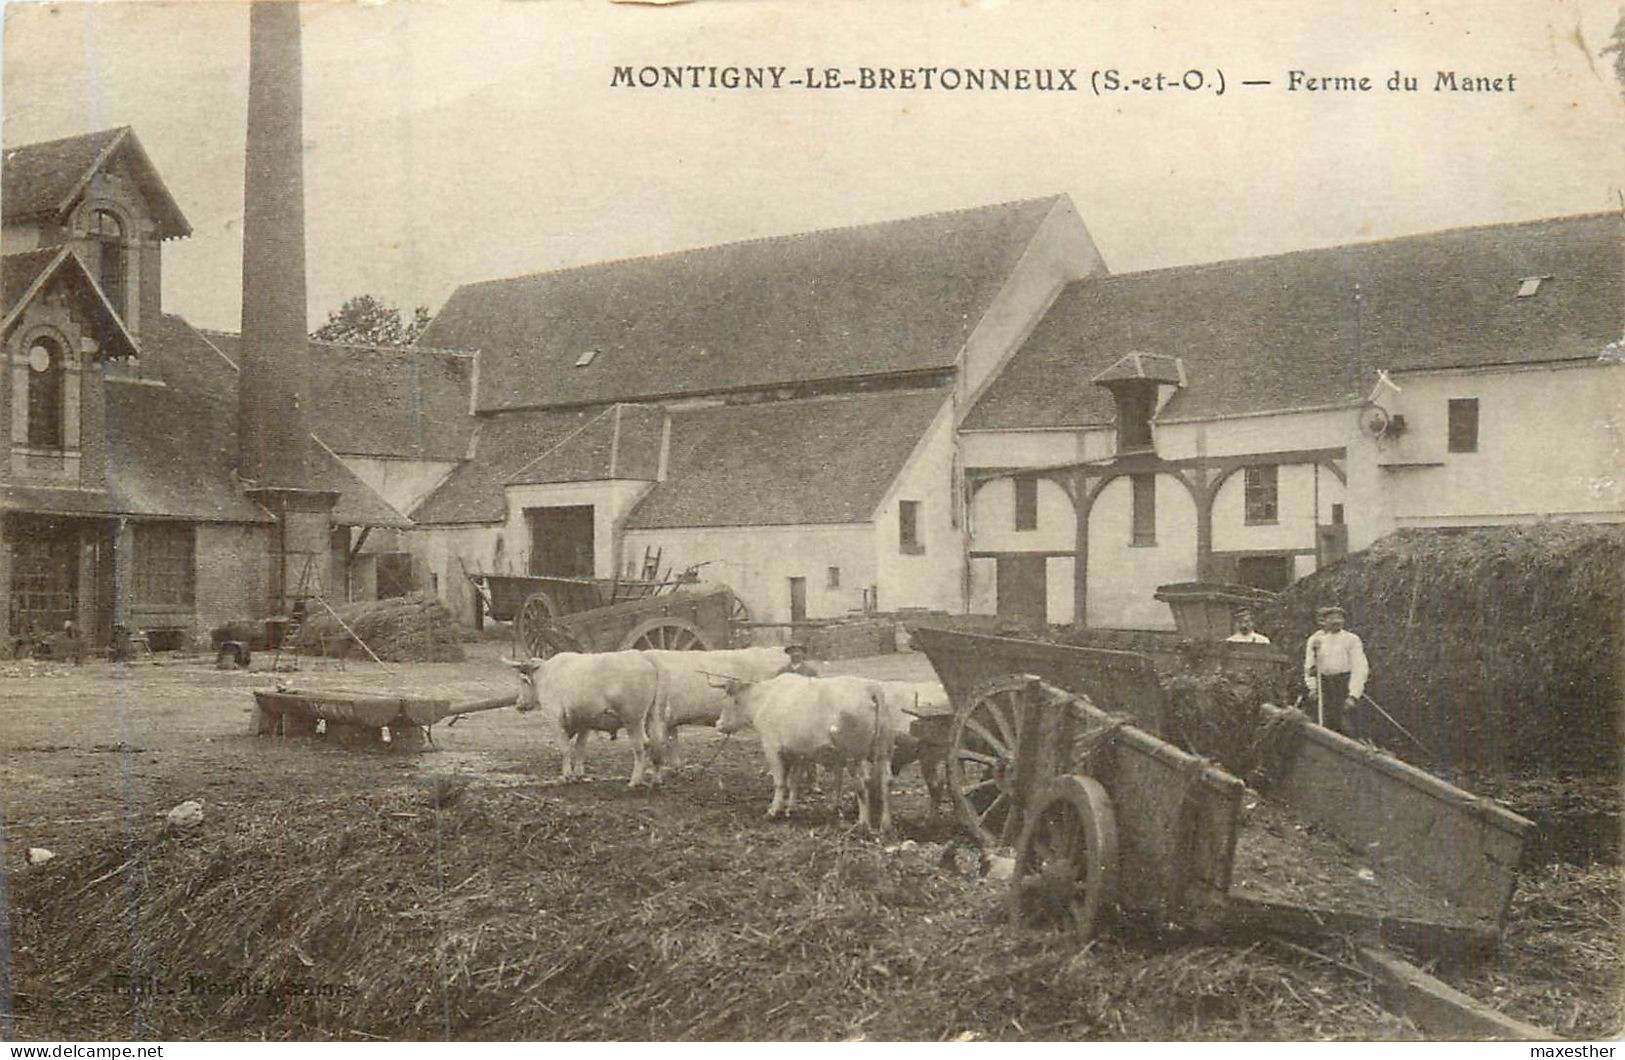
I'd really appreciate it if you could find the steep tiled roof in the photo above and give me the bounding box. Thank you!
[965,212,1623,430]
[202,332,476,461]
[506,403,665,486]
[409,407,608,525]
[625,389,949,529]
[2,127,190,238]
[2,247,140,359]
[420,197,1066,412]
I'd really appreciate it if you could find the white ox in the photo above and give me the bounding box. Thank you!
[510,651,670,787]
[717,673,894,831]
[642,647,790,761]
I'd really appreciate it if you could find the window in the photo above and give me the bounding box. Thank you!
[1116,385,1156,452]
[899,500,923,554]
[26,338,66,450]
[90,209,127,318]
[826,566,841,589]
[1014,474,1038,531]
[1131,474,1156,546]
[1330,503,1345,526]
[573,350,598,367]
[131,524,195,607]
[1243,465,1279,525]
[1447,398,1479,453]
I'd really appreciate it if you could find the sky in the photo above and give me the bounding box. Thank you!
[2,0,1623,333]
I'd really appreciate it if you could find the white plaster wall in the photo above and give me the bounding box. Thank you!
[1352,362,1625,537]
[1046,556,1075,625]
[622,523,874,623]
[1085,473,1198,628]
[1210,462,1345,551]
[960,428,1107,469]
[340,456,458,519]
[873,399,963,613]
[503,480,655,578]
[403,523,504,628]
[1156,407,1348,460]
[958,199,1108,410]
[1,221,43,254]
[970,474,1076,553]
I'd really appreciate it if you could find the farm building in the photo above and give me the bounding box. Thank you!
[0,126,410,653]
[962,212,1625,629]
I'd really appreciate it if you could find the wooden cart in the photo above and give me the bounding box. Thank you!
[908,626,1535,958]
[470,571,747,658]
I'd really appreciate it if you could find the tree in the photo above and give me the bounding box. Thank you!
[1605,9,1625,99]
[311,294,432,346]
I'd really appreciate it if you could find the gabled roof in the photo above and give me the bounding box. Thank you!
[625,389,950,529]
[201,332,477,461]
[409,407,609,525]
[2,247,141,359]
[420,197,1068,413]
[965,212,1623,430]
[3,127,191,239]
[506,403,665,486]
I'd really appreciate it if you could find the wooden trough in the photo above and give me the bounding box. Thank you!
[251,688,515,749]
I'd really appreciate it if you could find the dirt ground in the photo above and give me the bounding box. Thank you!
[1,644,1618,1041]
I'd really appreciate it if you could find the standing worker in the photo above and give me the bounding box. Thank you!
[1304,605,1370,738]
[1226,607,1271,644]
[778,642,820,677]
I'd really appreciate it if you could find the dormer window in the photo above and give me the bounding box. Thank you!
[26,337,66,450]
[89,209,127,318]
[1091,352,1185,456]
[1116,385,1156,452]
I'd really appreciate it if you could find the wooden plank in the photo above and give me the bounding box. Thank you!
[1357,946,1554,1040]
[1259,704,1534,925]
[1221,895,1502,963]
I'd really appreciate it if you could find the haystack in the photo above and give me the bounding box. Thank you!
[1258,524,1624,772]
[294,592,469,662]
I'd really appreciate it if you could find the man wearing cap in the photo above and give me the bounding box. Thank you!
[1304,606,1370,737]
[1226,608,1271,644]
[777,643,821,677]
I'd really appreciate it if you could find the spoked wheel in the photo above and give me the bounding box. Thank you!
[1008,774,1119,939]
[514,592,563,658]
[946,674,1030,848]
[621,618,710,652]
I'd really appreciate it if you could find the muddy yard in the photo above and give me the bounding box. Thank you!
[2,645,1619,1041]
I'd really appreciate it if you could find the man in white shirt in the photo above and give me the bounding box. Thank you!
[1226,608,1271,644]
[1304,605,1370,738]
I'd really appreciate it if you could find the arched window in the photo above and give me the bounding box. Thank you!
[26,337,66,450]
[90,209,127,318]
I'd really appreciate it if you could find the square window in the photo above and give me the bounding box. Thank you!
[1131,474,1155,546]
[1447,398,1479,453]
[1244,465,1279,525]
[1014,474,1038,531]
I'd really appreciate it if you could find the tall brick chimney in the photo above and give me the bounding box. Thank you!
[239,1,336,610]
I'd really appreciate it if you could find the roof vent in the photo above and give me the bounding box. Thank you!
[1516,276,1550,298]
[574,349,599,367]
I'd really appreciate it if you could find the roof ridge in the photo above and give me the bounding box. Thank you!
[198,328,477,359]
[2,125,130,159]
[1082,209,1621,288]
[451,194,1066,292]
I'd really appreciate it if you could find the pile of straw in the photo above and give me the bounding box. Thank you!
[1258,524,1624,772]
[294,593,468,662]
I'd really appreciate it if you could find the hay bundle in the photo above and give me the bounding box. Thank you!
[1258,524,1625,772]
[295,592,468,662]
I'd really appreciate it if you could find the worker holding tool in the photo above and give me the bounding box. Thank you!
[1304,605,1369,737]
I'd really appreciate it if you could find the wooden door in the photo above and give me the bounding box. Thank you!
[996,554,1047,628]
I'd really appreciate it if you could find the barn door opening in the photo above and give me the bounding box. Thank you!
[996,554,1047,628]
[526,506,595,577]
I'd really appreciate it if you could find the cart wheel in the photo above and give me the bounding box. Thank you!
[520,619,581,661]
[1008,774,1119,939]
[621,618,711,652]
[727,594,753,647]
[514,592,563,658]
[947,675,1029,848]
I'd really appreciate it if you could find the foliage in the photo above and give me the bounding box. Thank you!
[1605,10,1625,98]
[311,294,431,347]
